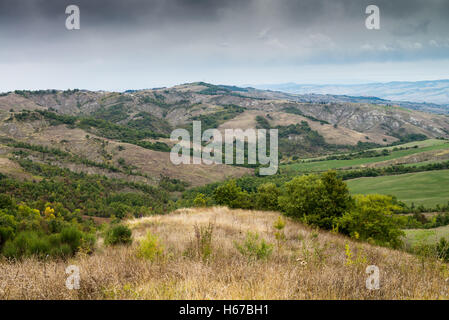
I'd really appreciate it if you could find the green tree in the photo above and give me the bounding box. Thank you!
[213,180,253,209]
[255,183,280,211]
[0,211,17,248]
[193,193,207,207]
[278,171,352,229]
[213,180,241,206]
[338,194,404,248]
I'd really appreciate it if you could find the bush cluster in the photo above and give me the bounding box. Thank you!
[0,197,96,259]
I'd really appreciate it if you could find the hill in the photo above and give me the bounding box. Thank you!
[0,207,447,300]
[255,80,449,112]
[1,83,449,170]
[1,83,449,219]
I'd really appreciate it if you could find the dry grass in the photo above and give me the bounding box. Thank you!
[1,207,449,300]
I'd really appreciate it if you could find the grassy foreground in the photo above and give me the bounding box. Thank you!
[346,170,449,207]
[0,207,448,300]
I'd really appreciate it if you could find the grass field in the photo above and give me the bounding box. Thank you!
[404,225,449,246]
[346,170,449,207]
[282,140,449,173]
[1,207,448,299]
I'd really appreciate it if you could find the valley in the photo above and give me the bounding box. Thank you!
[1,82,449,299]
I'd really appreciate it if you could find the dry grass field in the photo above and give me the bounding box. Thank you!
[0,207,448,300]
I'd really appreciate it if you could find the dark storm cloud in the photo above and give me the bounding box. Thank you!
[1,0,449,91]
[0,0,249,28]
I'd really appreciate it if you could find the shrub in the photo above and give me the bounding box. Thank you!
[213,180,253,209]
[273,216,286,251]
[278,171,352,229]
[193,193,207,207]
[256,183,280,211]
[338,194,404,248]
[436,237,449,261]
[60,227,83,252]
[213,180,241,206]
[0,211,17,248]
[193,223,214,261]
[3,231,50,259]
[234,232,273,260]
[136,231,164,261]
[104,224,132,246]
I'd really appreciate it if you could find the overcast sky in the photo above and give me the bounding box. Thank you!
[1,0,449,92]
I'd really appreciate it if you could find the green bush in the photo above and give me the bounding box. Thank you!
[234,232,273,260]
[60,227,83,252]
[338,194,404,248]
[278,171,352,229]
[255,183,280,211]
[193,193,207,207]
[436,237,449,261]
[136,231,164,261]
[0,211,17,248]
[104,224,132,246]
[213,180,253,209]
[3,231,50,258]
[2,226,95,259]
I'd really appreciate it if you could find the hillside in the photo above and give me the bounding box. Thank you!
[1,83,449,174]
[0,207,446,300]
[1,83,449,220]
[255,80,449,112]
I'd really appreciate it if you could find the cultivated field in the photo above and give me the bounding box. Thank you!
[282,140,449,173]
[346,170,449,207]
[0,207,448,300]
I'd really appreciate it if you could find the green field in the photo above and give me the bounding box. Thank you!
[403,225,449,246]
[282,140,449,173]
[372,139,447,151]
[346,169,449,207]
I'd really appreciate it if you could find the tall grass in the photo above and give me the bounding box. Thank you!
[0,207,448,299]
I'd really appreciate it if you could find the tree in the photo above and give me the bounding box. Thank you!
[213,180,253,209]
[338,194,404,248]
[213,180,241,207]
[0,211,17,248]
[193,193,207,207]
[278,171,352,229]
[256,183,280,211]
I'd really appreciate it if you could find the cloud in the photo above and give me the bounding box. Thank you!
[1,0,449,91]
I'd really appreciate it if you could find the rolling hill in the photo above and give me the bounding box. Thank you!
[255,80,449,113]
[1,82,449,215]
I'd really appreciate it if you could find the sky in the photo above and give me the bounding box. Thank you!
[1,0,449,92]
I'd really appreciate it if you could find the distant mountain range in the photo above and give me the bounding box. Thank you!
[253,80,449,113]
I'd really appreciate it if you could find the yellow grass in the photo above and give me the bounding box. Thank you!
[1,207,448,300]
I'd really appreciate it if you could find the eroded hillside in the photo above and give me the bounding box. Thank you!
[1,82,449,187]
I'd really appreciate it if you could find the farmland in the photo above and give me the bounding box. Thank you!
[346,170,449,207]
[281,139,449,173]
